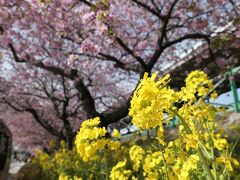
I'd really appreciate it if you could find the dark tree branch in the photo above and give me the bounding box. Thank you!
[80,0,94,7]
[73,77,101,118]
[115,36,147,70]
[147,0,180,71]
[163,33,210,48]
[1,97,64,138]
[8,43,100,120]
[59,34,138,72]
[99,53,125,68]
[131,0,167,21]
[25,107,64,138]
[9,43,78,79]
[150,0,162,13]
[102,99,131,125]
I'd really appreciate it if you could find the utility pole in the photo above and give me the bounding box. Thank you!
[229,68,240,113]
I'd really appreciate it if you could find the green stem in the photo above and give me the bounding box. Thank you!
[207,123,217,180]
[169,107,214,180]
[161,151,170,180]
[197,148,214,180]
[209,143,216,180]
[104,151,109,180]
[169,108,192,133]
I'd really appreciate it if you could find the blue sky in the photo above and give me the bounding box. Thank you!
[211,88,240,105]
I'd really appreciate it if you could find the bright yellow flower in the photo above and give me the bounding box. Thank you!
[112,129,121,138]
[216,156,239,172]
[180,154,199,178]
[81,117,101,128]
[36,70,239,179]
[108,140,121,151]
[75,117,107,161]
[180,70,214,102]
[143,151,162,178]
[73,176,82,180]
[96,138,107,149]
[210,90,218,99]
[213,134,228,151]
[129,145,145,171]
[58,174,82,180]
[129,72,176,130]
[157,125,165,145]
[164,147,175,165]
[110,159,132,180]
[59,174,68,180]
[185,134,199,151]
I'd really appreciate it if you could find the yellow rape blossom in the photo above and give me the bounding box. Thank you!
[35,70,240,179]
[81,117,101,128]
[73,177,82,180]
[143,151,162,179]
[129,145,145,171]
[129,72,176,129]
[216,156,239,172]
[185,134,199,151]
[59,174,69,180]
[157,125,165,145]
[213,134,228,151]
[108,140,121,151]
[112,129,121,138]
[180,70,213,102]
[210,90,218,100]
[110,159,132,180]
[75,117,107,162]
[180,154,199,179]
[59,174,82,180]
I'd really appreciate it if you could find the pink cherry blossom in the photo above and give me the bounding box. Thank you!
[80,39,100,55]
[67,54,78,65]
[0,0,239,150]
[82,11,95,24]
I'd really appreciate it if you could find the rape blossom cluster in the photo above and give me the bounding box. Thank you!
[75,117,120,162]
[33,70,240,180]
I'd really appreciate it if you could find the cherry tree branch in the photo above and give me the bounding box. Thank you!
[77,1,147,71]
[131,0,167,21]
[163,33,210,48]
[8,43,100,120]
[115,36,147,71]
[1,97,64,138]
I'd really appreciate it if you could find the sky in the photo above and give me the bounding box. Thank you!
[211,88,240,105]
